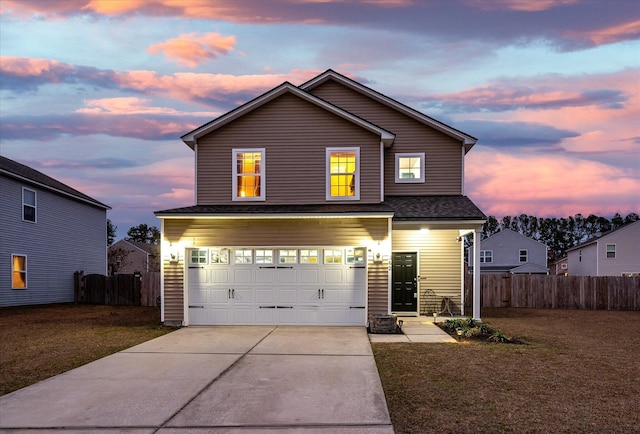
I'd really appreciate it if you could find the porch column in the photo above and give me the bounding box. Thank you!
[473,227,482,321]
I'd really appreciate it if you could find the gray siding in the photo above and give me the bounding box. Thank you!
[196,93,382,205]
[308,80,464,195]
[0,176,107,307]
[596,222,640,276]
[470,230,548,270]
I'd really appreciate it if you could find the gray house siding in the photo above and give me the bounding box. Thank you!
[469,229,548,273]
[0,175,108,307]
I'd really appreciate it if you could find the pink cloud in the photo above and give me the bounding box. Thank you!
[148,32,237,67]
[0,56,74,78]
[76,97,218,117]
[466,149,640,217]
[464,0,578,12]
[564,19,640,46]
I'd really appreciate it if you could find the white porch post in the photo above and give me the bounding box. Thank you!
[473,227,482,321]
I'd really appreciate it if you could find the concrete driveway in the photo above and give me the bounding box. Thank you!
[0,326,393,433]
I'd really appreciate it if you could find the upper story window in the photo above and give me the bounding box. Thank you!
[395,153,425,183]
[12,254,27,289]
[479,250,493,263]
[233,149,265,201]
[22,188,36,222]
[519,249,528,262]
[606,244,616,259]
[327,148,359,200]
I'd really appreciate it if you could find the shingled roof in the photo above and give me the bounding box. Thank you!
[0,155,110,209]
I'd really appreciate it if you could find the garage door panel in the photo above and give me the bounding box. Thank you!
[347,268,366,284]
[255,269,274,283]
[278,289,298,304]
[296,307,320,323]
[300,269,320,284]
[255,307,275,323]
[345,308,366,325]
[211,269,229,283]
[233,288,253,304]
[234,268,253,284]
[345,288,365,304]
[299,288,320,304]
[189,268,208,283]
[323,288,343,304]
[211,288,230,303]
[233,308,255,324]
[277,308,297,324]
[277,269,297,283]
[255,288,275,304]
[324,269,344,284]
[189,307,209,325]
[210,308,229,325]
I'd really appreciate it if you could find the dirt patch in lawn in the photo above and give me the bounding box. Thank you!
[373,308,640,434]
[0,303,175,396]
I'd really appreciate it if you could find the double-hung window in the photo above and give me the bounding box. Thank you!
[233,149,265,201]
[327,148,359,200]
[23,188,36,222]
[606,244,616,259]
[519,249,528,263]
[395,153,425,183]
[480,250,493,263]
[12,254,27,289]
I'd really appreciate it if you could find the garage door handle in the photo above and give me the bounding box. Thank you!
[189,305,204,308]
[349,306,366,309]
[259,306,276,309]
[259,266,276,269]
[276,266,294,269]
[277,306,294,309]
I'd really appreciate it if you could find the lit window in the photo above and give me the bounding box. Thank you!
[255,249,273,264]
[233,149,265,201]
[12,255,27,289]
[300,249,319,264]
[519,249,528,263]
[210,248,229,264]
[278,249,297,264]
[234,249,253,264]
[480,250,493,263]
[327,148,359,200]
[395,153,425,183]
[190,249,208,265]
[23,188,36,222]
[606,244,616,259]
[324,249,343,264]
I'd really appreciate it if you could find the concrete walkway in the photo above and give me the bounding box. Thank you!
[0,326,394,433]
[368,316,457,343]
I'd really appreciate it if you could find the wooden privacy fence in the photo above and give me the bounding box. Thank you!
[74,271,160,307]
[465,274,640,311]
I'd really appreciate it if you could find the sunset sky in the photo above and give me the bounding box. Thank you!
[1,0,638,239]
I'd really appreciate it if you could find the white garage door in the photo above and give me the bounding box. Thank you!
[187,247,367,325]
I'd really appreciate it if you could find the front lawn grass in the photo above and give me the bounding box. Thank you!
[0,303,175,396]
[373,308,640,434]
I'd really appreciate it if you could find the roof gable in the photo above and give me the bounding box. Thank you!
[0,155,110,210]
[300,69,477,152]
[181,82,395,149]
[482,229,548,248]
[566,220,640,252]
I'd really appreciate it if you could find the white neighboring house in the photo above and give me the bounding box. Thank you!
[566,221,640,276]
[0,156,110,307]
[468,229,549,274]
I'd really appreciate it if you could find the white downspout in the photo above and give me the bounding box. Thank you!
[380,141,385,202]
[473,227,482,321]
[460,234,465,316]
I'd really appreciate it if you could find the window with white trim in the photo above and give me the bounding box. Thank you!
[480,250,493,263]
[519,249,528,263]
[210,248,229,264]
[395,153,425,183]
[190,249,208,265]
[606,244,616,259]
[300,249,319,264]
[23,188,36,222]
[233,149,265,201]
[12,254,27,289]
[326,148,359,200]
[255,249,273,264]
[346,247,366,264]
[234,249,253,264]
[278,249,297,264]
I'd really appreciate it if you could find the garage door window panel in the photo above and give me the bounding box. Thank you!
[190,249,208,265]
[235,249,253,264]
[300,249,319,264]
[278,249,298,264]
[210,248,229,264]
[255,249,274,264]
[324,249,343,264]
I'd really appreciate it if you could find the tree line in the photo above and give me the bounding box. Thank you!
[107,221,160,246]
[479,212,639,262]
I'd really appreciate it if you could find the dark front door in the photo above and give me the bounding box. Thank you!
[392,252,418,312]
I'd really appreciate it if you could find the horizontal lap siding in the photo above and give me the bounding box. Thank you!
[309,81,463,195]
[196,93,382,205]
[367,260,389,315]
[163,260,184,324]
[392,229,462,315]
[164,218,389,247]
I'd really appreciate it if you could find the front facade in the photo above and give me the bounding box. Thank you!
[0,156,110,307]
[155,70,485,326]
[468,229,549,275]
[567,221,640,276]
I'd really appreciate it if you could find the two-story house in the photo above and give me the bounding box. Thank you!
[0,156,110,307]
[155,70,486,326]
[566,220,640,276]
[108,238,160,274]
[468,229,549,274]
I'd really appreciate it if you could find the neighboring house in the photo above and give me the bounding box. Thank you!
[108,239,160,274]
[468,229,549,274]
[0,155,110,307]
[550,257,569,276]
[566,220,640,276]
[155,69,486,326]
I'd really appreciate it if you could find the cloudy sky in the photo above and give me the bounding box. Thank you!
[1,0,638,239]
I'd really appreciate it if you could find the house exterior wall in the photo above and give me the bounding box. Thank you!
[196,93,382,205]
[108,239,159,273]
[597,222,640,276]
[392,229,462,314]
[469,230,547,271]
[307,80,464,195]
[568,243,598,276]
[161,216,391,324]
[0,175,107,307]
